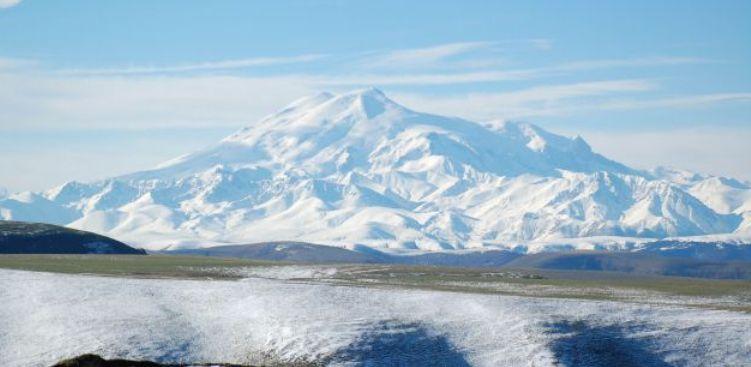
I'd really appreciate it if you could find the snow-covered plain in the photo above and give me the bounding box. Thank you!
[1,269,749,367]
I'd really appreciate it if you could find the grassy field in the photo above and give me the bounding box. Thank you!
[1,254,749,312]
[0,254,279,279]
[332,264,751,297]
[317,265,750,313]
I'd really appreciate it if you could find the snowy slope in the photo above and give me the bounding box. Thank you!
[650,167,751,241]
[2,269,750,366]
[650,167,751,215]
[0,88,747,251]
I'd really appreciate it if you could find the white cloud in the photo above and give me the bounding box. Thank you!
[0,71,663,131]
[552,56,710,71]
[529,38,553,50]
[0,0,20,9]
[324,55,710,86]
[393,83,751,122]
[358,40,556,71]
[595,93,751,110]
[7,50,709,88]
[318,69,544,86]
[393,80,656,120]
[0,57,34,69]
[4,67,746,133]
[0,60,749,190]
[362,42,495,69]
[0,42,746,190]
[479,79,655,103]
[59,54,325,75]
[0,73,318,130]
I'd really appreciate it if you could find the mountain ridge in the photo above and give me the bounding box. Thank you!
[1,88,749,251]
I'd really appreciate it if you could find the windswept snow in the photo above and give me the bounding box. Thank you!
[0,269,749,366]
[0,88,748,251]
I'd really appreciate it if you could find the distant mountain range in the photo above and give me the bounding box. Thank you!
[1,88,750,253]
[169,241,522,268]
[166,240,751,279]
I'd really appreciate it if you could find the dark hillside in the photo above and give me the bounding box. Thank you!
[0,221,145,255]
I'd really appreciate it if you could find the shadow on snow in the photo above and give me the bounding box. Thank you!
[547,320,672,367]
[325,320,471,366]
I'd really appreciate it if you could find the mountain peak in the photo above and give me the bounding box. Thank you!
[265,88,400,124]
[5,89,744,250]
[492,120,593,155]
[326,87,400,119]
[289,91,335,108]
[348,86,387,98]
[151,89,639,180]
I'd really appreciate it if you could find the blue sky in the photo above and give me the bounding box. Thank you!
[0,0,750,191]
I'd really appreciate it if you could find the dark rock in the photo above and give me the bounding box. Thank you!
[51,353,258,367]
[51,354,162,367]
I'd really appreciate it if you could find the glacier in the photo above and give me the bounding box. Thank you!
[1,88,749,251]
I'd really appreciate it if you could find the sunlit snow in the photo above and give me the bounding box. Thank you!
[2,89,749,252]
[1,269,749,366]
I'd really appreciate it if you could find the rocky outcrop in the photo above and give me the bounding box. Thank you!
[52,354,258,367]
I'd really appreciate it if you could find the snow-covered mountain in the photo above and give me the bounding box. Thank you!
[1,88,748,251]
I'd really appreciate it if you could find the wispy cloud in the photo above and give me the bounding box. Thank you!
[0,0,21,9]
[362,42,495,69]
[552,56,711,72]
[0,57,35,69]
[394,80,656,119]
[528,38,553,50]
[318,69,543,86]
[595,93,751,110]
[396,87,751,121]
[322,55,710,86]
[59,54,326,75]
[47,40,551,78]
[480,79,656,103]
[0,45,743,131]
[0,73,317,130]
[0,69,654,131]
[4,66,747,132]
[359,39,554,70]
[8,39,708,86]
